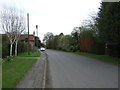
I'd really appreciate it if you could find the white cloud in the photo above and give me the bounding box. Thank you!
[0,0,101,41]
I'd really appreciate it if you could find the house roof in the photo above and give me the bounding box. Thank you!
[19,34,35,41]
[0,34,35,41]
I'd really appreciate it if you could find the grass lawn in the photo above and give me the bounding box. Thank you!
[72,52,119,65]
[2,58,37,88]
[18,50,40,57]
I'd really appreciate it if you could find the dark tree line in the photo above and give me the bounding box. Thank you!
[96,2,120,57]
[97,2,120,44]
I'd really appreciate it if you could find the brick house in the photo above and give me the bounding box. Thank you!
[19,35,35,48]
[1,31,36,48]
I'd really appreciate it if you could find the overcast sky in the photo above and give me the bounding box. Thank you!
[0,0,102,41]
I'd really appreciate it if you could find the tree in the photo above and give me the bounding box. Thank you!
[96,2,120,57]
[1,6,26,56]
[59,33,64,36]
[35,36,41,48]
[14,15,26,56]
[60,35,72,51]
[72,15,98,52]
[97,2,120,44]
[43,32,54,47]
[71,27,81,51]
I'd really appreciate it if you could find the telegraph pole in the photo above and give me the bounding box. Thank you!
[27,13,30,55]
[36,25,38,48]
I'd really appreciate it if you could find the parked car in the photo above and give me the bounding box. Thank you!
[40,47,45,51]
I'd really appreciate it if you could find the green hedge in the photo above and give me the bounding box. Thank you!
[2,41,32,57]
[2,35,9,58]
[18,42,28,53]
[2,43,9,58]
[107,44,120,58]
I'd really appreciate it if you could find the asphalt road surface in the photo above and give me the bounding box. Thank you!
[45,50,118,88]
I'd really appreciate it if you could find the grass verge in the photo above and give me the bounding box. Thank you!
[72,52,119,65]
[2,58,37,88]
[18,50,40,57]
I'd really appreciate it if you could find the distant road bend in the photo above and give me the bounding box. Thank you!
[45,50,118,88]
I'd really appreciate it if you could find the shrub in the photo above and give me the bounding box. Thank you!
[6,56,14,61]
[2,43,9,58]
[92,41,105,55]
[18,42,28,53]
[2,35,10,58]
[107,44,120,58]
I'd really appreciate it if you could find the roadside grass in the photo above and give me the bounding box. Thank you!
[2,58,37,88]
[18,50,40,57]
[72,52,119,65]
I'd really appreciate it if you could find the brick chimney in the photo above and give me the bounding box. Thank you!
[33,31,35,36]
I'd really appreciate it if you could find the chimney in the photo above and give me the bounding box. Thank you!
[33,31,35,36]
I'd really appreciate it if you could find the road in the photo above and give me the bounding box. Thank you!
[45,50,118,88]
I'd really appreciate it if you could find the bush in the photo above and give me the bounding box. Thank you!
[0,58,4,63]
[18,42,28,53]
[92,41,105,55]
[2,35,10,58]
[107,44,120,58]
[2,43,9,58]
[6,56,14,61]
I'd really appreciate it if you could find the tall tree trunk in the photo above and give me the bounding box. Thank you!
[10,43,13,56]
[15,41,18,56]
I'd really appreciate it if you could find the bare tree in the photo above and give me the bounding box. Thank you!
[14,15,26,56]
[1,6,26,56]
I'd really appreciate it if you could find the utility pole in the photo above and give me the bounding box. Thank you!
[27,13,30,55]
[36,25,38,48]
